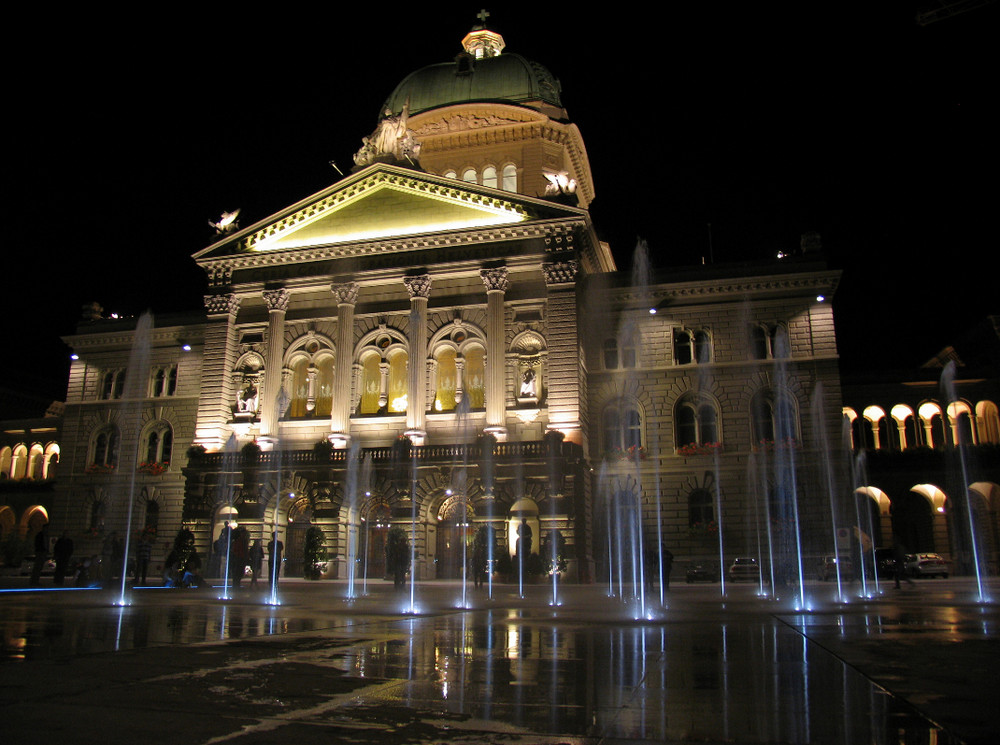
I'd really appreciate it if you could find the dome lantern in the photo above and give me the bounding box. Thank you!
[461,9,505,59]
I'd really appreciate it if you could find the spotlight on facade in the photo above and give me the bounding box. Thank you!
[70,353,79,360]
[648,308,657,315]
[181,343,192,351]
[816,295,825,302]
[776,251,787,259]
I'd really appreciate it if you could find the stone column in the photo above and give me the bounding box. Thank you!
[194,293,240,450]
[330,282,358,446]
[480,267,509,438]
[259,288,290,445]
[543,261,582,445]
[403,275,431,442]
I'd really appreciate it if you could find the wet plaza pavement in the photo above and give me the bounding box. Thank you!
[1,577,997,744]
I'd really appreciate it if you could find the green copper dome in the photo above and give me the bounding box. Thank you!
[381,52,564,119]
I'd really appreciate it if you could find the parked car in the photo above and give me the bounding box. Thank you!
[874,548,897,579]
[816,554,852,581]
[728,557,761,582]
[905,553,949,578]
[686,563,720,583]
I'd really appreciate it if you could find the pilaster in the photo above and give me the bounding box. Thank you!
[330,282,358,446]
[194,293,240,451]
[543,260,582,445]
[481,267,509,439]
[260,288,290,443]
[404,274,431,442]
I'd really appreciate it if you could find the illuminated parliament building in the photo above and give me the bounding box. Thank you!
[38,20,846,581]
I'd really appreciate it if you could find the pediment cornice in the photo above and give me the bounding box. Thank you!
[201,217,590,287]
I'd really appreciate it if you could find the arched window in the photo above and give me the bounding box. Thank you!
[143,422,173,466]
[674,329,711,365]
[314,354,334,417]
[482,166,497,188]
[10,445,27,479]
[0,447,11,479]
[434,347,458,412]
[675,394,720,451]
[358,353,382,415]
[890,404,916,451]
[842,407,858,450]
[603,404,642,455]
[462,168,477,183]
[863,405,887,450]
[749,324,787,360]
[433,345,487,412]
[286,338,335,419]
[464,347,486,409]
[947,400,975,446]
[287,357,310,418]
[101,369,126,399]
[502,164,517,191]
[688,489,714,527]
[603,338,618,369]
[621,335,637,368]
[751,390,798,447]
[443,170,457,179]
[91,427,120,468]
[387,351,408,413]
[918,402,944,448]
[604,332,636,369]
[27,444,44,479]
[976,401,1000,444]
[42,443,59,479]
[150,365,177,397]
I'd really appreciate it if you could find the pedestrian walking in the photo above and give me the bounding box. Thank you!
[53,530,73,585]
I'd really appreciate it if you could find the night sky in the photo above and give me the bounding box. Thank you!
[6,4,996,407]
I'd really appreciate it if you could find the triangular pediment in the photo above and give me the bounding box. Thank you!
[194,164,585,263]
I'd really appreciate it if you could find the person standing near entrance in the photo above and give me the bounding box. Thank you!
[661,545,675,590]
[53,530,74,585]
[135,534,153,585]
[249,539,264,588]
[30,525,49,586]
[267,532,284,592]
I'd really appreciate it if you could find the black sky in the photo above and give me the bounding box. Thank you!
[6,3,996,404]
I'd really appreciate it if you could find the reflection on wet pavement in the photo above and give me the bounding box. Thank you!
[1,582,992,744]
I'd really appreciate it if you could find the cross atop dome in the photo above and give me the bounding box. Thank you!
[462,9,505,59]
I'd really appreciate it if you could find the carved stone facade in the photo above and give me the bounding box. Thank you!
[46,23,846,586]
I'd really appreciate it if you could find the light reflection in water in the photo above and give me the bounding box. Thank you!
[1,596,973,744]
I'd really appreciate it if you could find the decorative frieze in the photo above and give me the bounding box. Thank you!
[331,282,359,306]
[480,267,510,293]
[204,265,233,288]
[403,274,432,299]
[263,288,290,312]
[542,261,578,286]
[204,294,240,317]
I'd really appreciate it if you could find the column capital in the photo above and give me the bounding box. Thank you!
[263,288,290,312]
[331,282,359,305]
[542,261,578,286]
[403,274,432,299]
[480,267,509,293]
[204,293,240,317]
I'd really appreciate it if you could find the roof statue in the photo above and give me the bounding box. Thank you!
[208,209,240,235]
[354,99,421,169]
[543,172,578,205]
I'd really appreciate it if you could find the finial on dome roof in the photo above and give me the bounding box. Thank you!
[462,9,505,59]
